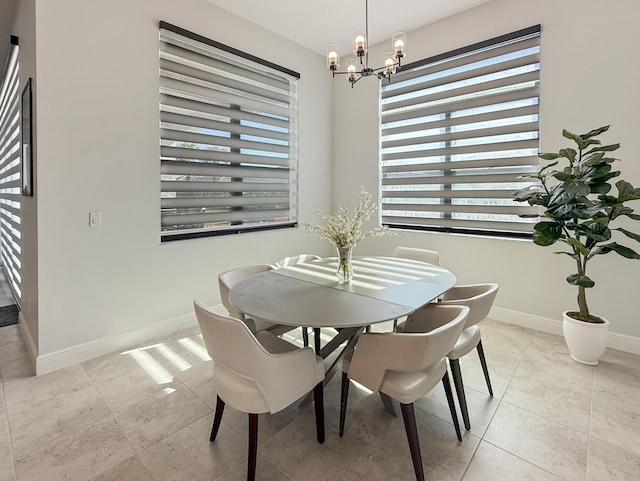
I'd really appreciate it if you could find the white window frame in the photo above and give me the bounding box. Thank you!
[159,22,299,242]
[380,25,541,238]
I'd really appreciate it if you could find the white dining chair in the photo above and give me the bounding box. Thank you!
[392,246,440,266]
[194,300,325,481]
[389,246,441,332]
[401,283,499,431]
[273,253,321,268]
[218,264,295,336]
[339,304,469,481]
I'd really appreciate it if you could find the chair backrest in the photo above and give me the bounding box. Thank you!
[218,264,273,319]
[194,300,319,414]
[439,283,499,328]
[392,246,440,266]
[347,304,468,393]
[194,299,274,411]
[274,254,322,268]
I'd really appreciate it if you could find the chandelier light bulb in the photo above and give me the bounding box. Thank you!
[392,32,406,59]
[346,59,358,83]
[353,28,367,57]
[327,44,340,70]
[384,53,395,75]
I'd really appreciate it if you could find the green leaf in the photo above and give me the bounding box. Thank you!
[564,180,590,196]
[616,227,640,243]
[567,274,595,288]
[571,222,611,242]
[590,182,612,194]
[555,251,580,260]
[539,153,560,161]
[610,205,635,221]
[514,191,547,206]
[533,222,563,246]
[553,171,573,181]
[609,243,640,259]
[581,125,610,139]
[616,180,640,202]
[585,143,620,154]
[591,242,640,259]
[583,152,605,165]
[585,164,612,179]
[567,238,590,256]
[558,148,577,162]
[562,129,583,145]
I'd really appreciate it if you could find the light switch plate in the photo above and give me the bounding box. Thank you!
[89,211,101,227]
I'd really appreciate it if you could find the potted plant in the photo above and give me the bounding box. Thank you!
[514,125,640,364]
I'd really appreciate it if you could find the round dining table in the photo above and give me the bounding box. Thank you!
[229,255,456,329]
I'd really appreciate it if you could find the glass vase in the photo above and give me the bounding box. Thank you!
[336,246,354,284]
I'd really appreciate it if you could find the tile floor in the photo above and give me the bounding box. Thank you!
[0,316,638,481]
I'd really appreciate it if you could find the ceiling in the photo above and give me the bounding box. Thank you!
[206,0,493,55]
[0,0,492,79]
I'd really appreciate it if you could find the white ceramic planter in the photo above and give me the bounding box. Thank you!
[562,311,609,365]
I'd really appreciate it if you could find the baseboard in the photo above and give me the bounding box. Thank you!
[25,303,640,375]
[34,309,203,376]
[490,306,640,355]
[18,311,38,372]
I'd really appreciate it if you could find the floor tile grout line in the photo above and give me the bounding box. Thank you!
[0,376,18,481]
[583,361,596,481]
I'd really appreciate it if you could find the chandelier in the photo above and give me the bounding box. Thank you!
[326,0,406,87]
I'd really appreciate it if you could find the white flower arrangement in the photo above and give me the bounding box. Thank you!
[304,187,395,249]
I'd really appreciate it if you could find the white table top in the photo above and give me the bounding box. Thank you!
[229,256,456,329]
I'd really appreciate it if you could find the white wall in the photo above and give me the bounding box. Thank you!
[332,0,640,340]
[26,0,333,360]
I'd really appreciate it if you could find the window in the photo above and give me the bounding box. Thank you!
[0,36,22,300]
[380,25,541,238]
[159,22,299,242]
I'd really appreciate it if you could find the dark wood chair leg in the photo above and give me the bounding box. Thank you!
[313,382,325,443]
[210,395,225,442]
[400,402,425,481]
[302,327,309,347]
[441,372,462,441]
[247,413,259,481]
[313,327,321,355]
[476,340,493,396]
[449,358,471,431]
[339,372,350,437]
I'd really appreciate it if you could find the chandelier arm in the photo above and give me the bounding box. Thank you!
[370,63,399,74]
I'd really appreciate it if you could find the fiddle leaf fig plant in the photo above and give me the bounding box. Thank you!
[514,126,640,322]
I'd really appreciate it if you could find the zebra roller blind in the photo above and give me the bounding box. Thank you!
[0,37,22,300]
[380,25,541,238]
[159,22,299,241]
